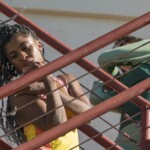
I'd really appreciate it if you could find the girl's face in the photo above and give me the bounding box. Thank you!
[4,33,44,73]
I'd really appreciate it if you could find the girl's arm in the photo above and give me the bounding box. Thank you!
[9,62,67,131]
[58,73,92,114]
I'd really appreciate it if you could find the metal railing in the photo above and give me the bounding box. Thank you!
[0,1,150,149]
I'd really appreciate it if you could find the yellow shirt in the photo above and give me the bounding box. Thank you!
[24,107,79,150]
[24,124,79,150]
[24,76,79,150]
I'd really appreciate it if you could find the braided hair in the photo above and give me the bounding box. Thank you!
[0,21,39,86]
[0,20,43,145]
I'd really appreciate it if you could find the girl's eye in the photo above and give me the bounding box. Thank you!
[22,43,30,51]
[23,46,29,51]
[10,53,17,59]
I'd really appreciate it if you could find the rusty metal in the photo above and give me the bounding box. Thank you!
[0,139,12,150]
[0,1,150,150]
[141,105,150,150]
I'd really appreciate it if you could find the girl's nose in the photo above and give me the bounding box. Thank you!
[19,51,28,61]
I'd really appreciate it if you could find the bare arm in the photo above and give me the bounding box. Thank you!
[14,72,91,116]
[58,74,92,114]
[15,81,45,96]
[42,75,67,128]
[10,62,67,131]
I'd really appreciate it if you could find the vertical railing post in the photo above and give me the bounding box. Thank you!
[141,105,150,150]
[0,139,13,150]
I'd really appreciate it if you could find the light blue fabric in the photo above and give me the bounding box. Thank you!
[98,39,150,67]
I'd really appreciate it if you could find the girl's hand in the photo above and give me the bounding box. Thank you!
[22,61,48,82]
[22,61,46,74]
[14,82,45,96]
[17,61,50,96]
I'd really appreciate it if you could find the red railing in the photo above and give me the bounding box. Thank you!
[0,1,150,149]
[0,139,13,150]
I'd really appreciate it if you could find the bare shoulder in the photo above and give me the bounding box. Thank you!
[57,73,76,83]
[8,94,39,111]
[8,94,47,126]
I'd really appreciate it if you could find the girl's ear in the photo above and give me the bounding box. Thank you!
[37,40,43,52]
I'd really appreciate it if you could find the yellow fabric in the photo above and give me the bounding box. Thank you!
[24,124,37,141]
[51,129,79,150]
[24,125,79,150]
[65,107,77,119]
[24,108,79,150]
[24,77,80,149]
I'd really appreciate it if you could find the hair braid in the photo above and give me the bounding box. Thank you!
[0,20,43,145]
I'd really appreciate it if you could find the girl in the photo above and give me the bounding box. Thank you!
[0,21,91,149]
